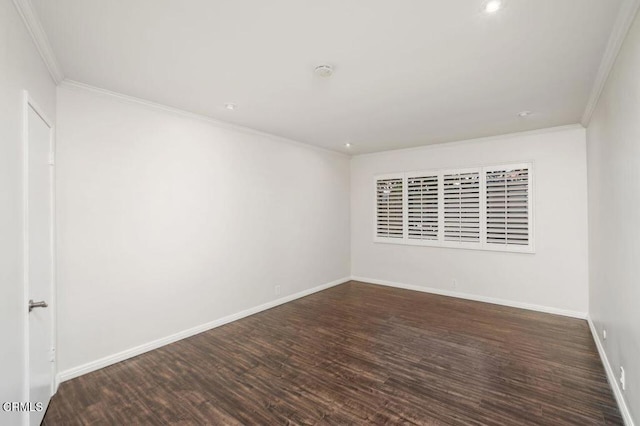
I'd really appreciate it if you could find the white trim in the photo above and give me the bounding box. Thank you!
[354,125,584,159]
[57,276,351,383]
[587,316,635,426]
[50,119,58,397]
[351,276,587,319]
[581,0,640,125]
[12,0,64,84]
[59,79,349,158]
[21,92,29,426]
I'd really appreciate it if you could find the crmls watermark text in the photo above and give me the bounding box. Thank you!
[2,402,43,412]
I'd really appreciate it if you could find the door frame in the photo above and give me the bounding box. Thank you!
[22,90,57,425]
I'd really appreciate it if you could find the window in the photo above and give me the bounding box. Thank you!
[485,166,530,247]
[374,163,533,252]
[375,176,403,239]
[443,171,480,243]
[407,174,438,241]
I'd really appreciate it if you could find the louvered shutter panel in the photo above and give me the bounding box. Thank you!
[376,177,403,239]
[443,172,480,242]
[486,167,529,246]
[407,175,438,240]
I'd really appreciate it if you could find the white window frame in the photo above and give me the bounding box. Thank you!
[373,162,535,254]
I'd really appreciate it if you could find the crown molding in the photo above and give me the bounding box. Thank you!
[12,0,64,84]
[59,79,349,158]
[582,0,640,126]
[353,124,585,159]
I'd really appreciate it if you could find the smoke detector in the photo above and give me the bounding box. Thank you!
[314,64,334,78]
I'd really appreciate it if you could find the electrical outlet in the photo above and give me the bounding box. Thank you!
[603,328,607,340]
[620,367,626,391]
[274,285,281,296]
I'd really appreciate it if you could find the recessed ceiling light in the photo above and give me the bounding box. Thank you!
[225,103,237,111]
[315,64,334,78]
[517,110,532,118]
[484,0,502,13]
[344,143,352,148]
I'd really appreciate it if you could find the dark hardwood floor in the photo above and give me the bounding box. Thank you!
[44,281,621,425]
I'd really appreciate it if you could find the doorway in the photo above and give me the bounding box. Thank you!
[23,92,56,426]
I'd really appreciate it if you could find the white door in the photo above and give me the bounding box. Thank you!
[24,94,55,426]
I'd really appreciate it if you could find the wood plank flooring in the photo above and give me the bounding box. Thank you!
[44,281,621,425]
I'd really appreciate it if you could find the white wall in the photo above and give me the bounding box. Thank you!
[55,84,350,375]
[587,9,640,423]
[0,1,56,424]
[351,127,589,315]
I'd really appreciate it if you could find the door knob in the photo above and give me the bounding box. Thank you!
[28,299,48,312]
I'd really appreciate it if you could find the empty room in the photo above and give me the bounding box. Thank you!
[2,0,640,424]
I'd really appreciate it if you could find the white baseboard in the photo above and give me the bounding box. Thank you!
[351,276,588,319]
[587,316,635,426]
[57,276,351,383]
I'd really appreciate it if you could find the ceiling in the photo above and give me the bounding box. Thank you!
[31,0,624,154]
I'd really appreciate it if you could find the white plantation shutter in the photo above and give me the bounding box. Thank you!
[374,163,533,253]
[443,171,480,243]
[407,175,439,240]
[376,177,404,239]
[486,167,530,246]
